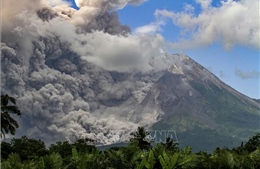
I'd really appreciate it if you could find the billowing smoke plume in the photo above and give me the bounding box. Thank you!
[1,0,172,144]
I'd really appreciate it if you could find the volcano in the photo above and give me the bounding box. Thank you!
[1,0,259,152]
[144,55,259,151]
[105,54,260,151]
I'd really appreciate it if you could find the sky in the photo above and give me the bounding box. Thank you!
[66,0,259,99]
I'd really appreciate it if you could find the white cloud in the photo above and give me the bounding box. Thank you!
[196,0,212,9]
[155,0,259,50]
[134,21,165,34]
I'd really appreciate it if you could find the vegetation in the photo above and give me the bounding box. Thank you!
[1,128,260,169]
[1,94,21,138]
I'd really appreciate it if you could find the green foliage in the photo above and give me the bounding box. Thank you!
[1,153,23,169]
[138,150,156,169]
[1,141,12,159]
[49,140,73,166]
[9,136,48,161]
[36,157,45,169]
[249,146,260,169]
[1,153,36,169]
[72,138,95,154]
[244,133,260,152]
[49,138,96,167]
[159,151,178,169]
[1,94,21,138]
[49,141,73,158]
[1,130,260,169]
[42,153,63,169]
[163,137,179,151]
[130,126,153,150]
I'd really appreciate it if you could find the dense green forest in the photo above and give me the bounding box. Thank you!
[1,94,260,168]
[1,130,260,169]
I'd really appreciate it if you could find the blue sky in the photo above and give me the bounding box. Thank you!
[67,0,259,99]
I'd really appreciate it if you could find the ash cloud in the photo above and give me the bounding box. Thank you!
[1,0,169,144]
[37,7,58,21]
[80,11,131,35]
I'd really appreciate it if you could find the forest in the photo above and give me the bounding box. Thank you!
[1,94,260,169]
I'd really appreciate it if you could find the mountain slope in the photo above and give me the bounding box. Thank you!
[136,55,260,151]
[96,57,259,151]
[96,54,259,151]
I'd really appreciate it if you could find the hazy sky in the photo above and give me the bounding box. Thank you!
[66,0,259,99]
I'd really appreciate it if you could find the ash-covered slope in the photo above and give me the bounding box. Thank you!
[149,55,259,130]
[140,55,260,151]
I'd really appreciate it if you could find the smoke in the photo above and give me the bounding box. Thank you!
[1,0,169,144]
[64,0,146,33]
[134,20,165,34]
[74,0,146,10]
[235,69,260,80]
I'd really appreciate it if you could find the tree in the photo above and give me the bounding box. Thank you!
[42,153,63,169]
[10,136,48,161]
[72,138,96,154]
[49,141,73,166]
[244,133,260,152]
[1,141,12,160]
[130,126,152,150]
[162,137,179,151]
[102,148,130,168]
[1,94,21,138]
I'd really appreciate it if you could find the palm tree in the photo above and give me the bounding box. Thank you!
[163,137,179,151]
[1,94,21,138]
[130,126,152,150]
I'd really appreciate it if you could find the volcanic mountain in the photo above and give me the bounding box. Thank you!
[2,42,259,151]
[145,55,259,151]
[107,54,260,151]
[1,0,259,153]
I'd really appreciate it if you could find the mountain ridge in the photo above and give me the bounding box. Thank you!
[117,54,259,151]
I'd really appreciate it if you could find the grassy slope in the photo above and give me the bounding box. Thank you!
[152,81,259,152]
